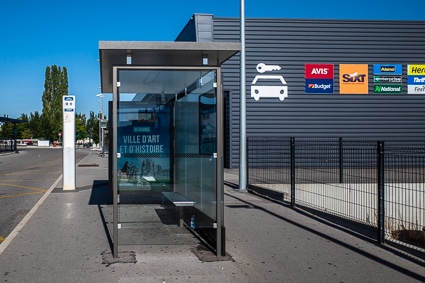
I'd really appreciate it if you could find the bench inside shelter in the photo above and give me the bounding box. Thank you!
[161,192,196,227]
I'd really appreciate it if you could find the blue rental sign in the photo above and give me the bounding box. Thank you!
[373,64,402,75]
[305,79,334,94]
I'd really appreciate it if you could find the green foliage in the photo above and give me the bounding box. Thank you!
[28,111,42,138]
[86,111,99,144]
[76,113,87,142]
[0,122,13,138]
[41,65,68,141]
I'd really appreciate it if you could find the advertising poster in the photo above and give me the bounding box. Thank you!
[339,64,369,94]
[305,63,334,94]
[407,64,425,94]
[117,108,170,191]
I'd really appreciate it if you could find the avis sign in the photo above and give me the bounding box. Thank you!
[305,64,334,94]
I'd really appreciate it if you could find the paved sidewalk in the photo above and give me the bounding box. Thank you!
[0,151,424,282]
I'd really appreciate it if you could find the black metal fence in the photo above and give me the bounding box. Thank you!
[247,137,425,259]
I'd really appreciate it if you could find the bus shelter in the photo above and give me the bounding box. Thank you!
[99,41,240,258]
[0,117,25,153]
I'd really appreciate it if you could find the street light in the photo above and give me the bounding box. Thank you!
[96,93,105,157]
[239,0,247,192]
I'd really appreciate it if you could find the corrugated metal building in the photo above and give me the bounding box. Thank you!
[176,14,425,168]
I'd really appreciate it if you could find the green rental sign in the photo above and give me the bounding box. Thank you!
[374,84,402,94]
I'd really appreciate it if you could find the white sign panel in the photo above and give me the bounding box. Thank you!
[250,63,288,101]
[63,95,76,190]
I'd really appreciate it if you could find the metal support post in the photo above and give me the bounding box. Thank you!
[377,141,385,244]
[239,0,247,192]
[290,137,296,207]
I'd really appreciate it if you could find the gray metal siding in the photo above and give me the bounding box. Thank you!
[212,17,425,168]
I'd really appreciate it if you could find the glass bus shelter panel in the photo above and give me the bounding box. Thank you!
[115,68,219,245]
[174,70,217,226]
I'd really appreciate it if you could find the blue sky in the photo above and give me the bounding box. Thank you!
[1,0,425,119]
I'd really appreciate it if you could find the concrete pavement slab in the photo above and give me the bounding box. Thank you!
[0,150,424,282]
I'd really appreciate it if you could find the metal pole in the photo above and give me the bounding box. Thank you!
[339,137,344,183]
[97,93,105,156]
[101,94,105,157]
[239,0,247,192]
[112,68,119,258]
[98,111,101,151]
[290,137,295,207]
[377,141,385,244]
[216,68,224,256]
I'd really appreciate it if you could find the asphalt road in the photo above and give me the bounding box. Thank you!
[0,147,89,243]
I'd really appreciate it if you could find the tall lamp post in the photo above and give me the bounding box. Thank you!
[96,93,105,156]
[239,0,247,192]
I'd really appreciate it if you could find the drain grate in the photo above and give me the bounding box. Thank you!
[78,164,99,167]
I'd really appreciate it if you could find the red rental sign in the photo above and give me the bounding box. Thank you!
[305,64,334,79]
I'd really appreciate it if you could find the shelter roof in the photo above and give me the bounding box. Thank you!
[0,117,25,123]
[99,41,240,93]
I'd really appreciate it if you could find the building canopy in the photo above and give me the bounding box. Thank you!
[0,117,25,123]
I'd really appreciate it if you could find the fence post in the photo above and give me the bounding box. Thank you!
[377,141,385,244]
[246,137,249,188]
[339,137,344,183]
[290,137,295,207]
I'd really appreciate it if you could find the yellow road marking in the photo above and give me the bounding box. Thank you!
[0,191,46,199]
[0,236,4,243]
[0,182,47,193]
[0,179,57,182]
[0,171,61,176]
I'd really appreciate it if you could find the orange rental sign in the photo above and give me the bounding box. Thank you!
[339,64,369,94]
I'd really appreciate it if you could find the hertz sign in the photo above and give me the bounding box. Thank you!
[407,64,425,94]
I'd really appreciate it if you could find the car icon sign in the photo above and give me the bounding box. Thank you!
[251,75,288,101]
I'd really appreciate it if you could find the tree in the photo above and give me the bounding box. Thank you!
[76,113,87,142]
[41,65,68,141]
[16,114,31,139]
[0,122,13,138]
[28,111,42,138]
[86,111,99,144]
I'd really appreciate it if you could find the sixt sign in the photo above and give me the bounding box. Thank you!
[339,64,368,94]
[342,73,367,82]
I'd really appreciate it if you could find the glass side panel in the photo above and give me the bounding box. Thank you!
[174,71,217,222]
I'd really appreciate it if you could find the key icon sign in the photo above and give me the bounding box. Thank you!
[256,63,281,73]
